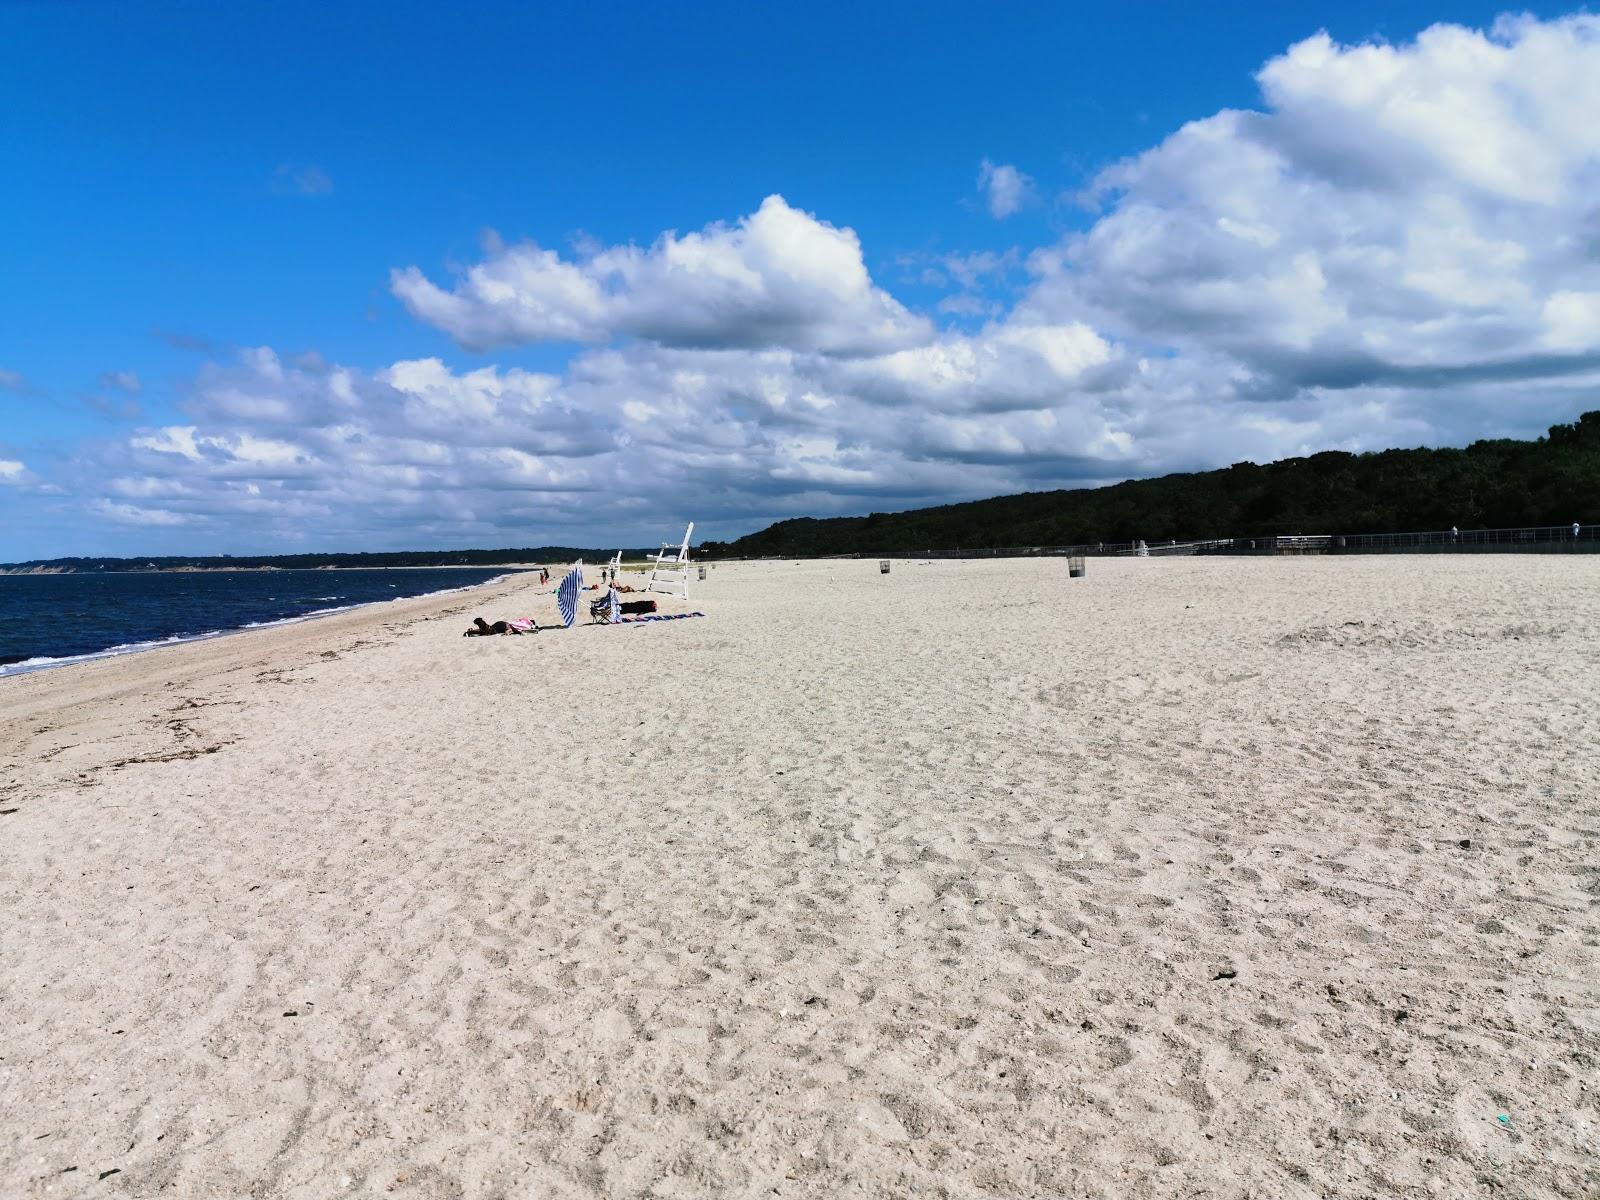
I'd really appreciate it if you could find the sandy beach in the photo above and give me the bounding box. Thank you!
[2,557,1597,1198]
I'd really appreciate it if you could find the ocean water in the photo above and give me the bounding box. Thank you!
[0,567,523,676]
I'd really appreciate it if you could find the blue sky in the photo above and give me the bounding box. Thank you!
[2,2,1596,558]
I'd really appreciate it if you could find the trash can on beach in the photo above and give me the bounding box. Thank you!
[880,560,891,574]
[698,565,707,580]
[1068,555,1086,578]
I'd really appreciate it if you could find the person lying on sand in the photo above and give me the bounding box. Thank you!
[463,616,537,636]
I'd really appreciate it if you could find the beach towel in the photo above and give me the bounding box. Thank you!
[507,618,537,633]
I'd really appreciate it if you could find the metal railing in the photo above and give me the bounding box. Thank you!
[1120,526,1597,556]
[1330,524,1596,552]
[1115,538,1240,557]
[710,524,1597,561]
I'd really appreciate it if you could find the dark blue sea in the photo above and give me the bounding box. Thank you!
[0,568,522,676]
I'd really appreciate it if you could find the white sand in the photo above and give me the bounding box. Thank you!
[2,557,1597,1198]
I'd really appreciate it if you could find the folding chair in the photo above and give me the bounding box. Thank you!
[589,586,621,624]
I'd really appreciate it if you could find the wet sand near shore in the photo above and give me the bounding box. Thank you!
[2,557,1597,1198]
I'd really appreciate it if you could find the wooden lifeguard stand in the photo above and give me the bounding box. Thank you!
[647,522,694,600]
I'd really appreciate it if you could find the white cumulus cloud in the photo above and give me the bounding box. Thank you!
[392,194,933,356]
[978,160,1035,218]
[93,500,193,526]
[1023,13,1600,396]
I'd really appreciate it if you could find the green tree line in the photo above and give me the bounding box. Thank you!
[699,412,1600,558]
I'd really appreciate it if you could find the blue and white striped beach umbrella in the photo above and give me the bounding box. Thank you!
[556,565,584,627]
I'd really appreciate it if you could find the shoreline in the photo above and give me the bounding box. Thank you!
[0,569,533,679]
[0,568,531,712]
[0,568,545,808]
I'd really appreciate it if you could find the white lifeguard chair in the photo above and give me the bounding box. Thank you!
[646,522,693,600]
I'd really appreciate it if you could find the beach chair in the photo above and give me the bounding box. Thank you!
[589,586,621,624]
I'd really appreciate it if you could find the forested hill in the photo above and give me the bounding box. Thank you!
[700,412,1600,558]
[0,547,646,573]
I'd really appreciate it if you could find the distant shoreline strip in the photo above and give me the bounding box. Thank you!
[0,573,521,679]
